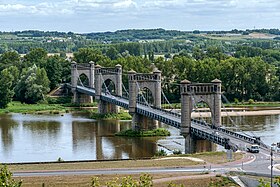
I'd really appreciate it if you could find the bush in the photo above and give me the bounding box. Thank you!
[91,173,153,187]
[234,98,239,104]
[248,99,254,104]
[115,128,170,137]
[90,111,132,120]
[0,165,22,187]
[173,149,182,155]
[155,149,167,157]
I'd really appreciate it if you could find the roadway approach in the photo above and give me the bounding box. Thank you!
[13,149,280,178]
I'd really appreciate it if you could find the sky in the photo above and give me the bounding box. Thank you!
[0,0,279,33]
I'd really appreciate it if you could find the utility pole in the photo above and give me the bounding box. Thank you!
[271,146,273,187]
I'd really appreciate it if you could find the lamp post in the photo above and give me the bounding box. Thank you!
[271,145,273,187]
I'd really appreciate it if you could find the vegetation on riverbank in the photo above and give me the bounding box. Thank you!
[0,100,100,114]
[90,110,132,120]
[115,128,170,137]
[13,172,239,187]
[0,101,69,114]
[230,101,280,107]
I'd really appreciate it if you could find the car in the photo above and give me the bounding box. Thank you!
[247,144,259,153]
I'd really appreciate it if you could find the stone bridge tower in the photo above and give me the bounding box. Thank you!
[180,79,222,153]
[71,61,94,103]
[94,64,122,114]
[128,68,161,130]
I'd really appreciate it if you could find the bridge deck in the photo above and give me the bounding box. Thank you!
[69,84,269,151]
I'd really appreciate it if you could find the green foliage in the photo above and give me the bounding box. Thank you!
[45,56,64,90]
[0,101,67,114]
[234,98,239,104]
[0,68,15,108]
[172,149,182,155]
[46,96,72,104]
[139,173,153,187]
[248,99,254,104]
[91,173,153,187]
[73,48,110,64]
[167,182,184,187]
[90,111,132,120]
[258,177,280,187]
[115,128,170,137]
[0,51,21,71]
[155,149,167,157]
[57,157,64,162]
[15,65,50,104]
[0,165,22,187]
[91,177,100,187]
[208,176,237,187]
[23,48,48,68]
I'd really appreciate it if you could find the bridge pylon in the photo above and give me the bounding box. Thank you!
[95,64,122,114]
[128,68,161,130]
[180,79,222,154]
[71,61,94,103]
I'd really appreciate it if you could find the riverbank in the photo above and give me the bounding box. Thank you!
[0,101,69,114]
[9,151,243,186]
[8,152,243,171]
[191,109,280,118]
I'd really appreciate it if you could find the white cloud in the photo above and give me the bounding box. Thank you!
[113,0,136,9]
[0,0,279,32]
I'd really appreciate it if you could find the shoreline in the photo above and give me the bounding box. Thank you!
[191,109,280,118]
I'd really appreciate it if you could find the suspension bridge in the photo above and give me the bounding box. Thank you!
[67,61,269,154]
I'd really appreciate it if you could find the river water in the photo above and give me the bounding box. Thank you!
[0,110,279,163]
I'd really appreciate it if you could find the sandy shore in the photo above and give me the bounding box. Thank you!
[191,110,280,118]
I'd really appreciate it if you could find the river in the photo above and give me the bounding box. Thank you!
[0,109,279,163]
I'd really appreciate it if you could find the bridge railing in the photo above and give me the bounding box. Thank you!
[190,118,266,147]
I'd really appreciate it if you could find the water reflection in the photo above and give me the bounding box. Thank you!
[0,114,18,156]
[71,120,157,160]
[0,112,279,163]
[222,115,280,144]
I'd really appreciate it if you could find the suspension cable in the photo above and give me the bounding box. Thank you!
[136,81,152,108]
[75,68,85,87]
[221,94,257,138]
[100,74,112,96]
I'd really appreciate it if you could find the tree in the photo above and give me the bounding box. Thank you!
[0,51,21,71]
[0,69,14,108]
[23,48,48,68]
[106,46,119,60]
[45,55,63,90]
[15,65,50,104]
[0,165,22,187]
[73,48,109,64]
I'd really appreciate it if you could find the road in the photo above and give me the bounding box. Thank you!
[13,150,280,177]
[242,148,280,176]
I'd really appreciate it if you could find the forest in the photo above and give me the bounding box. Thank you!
[0,29,279,108]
